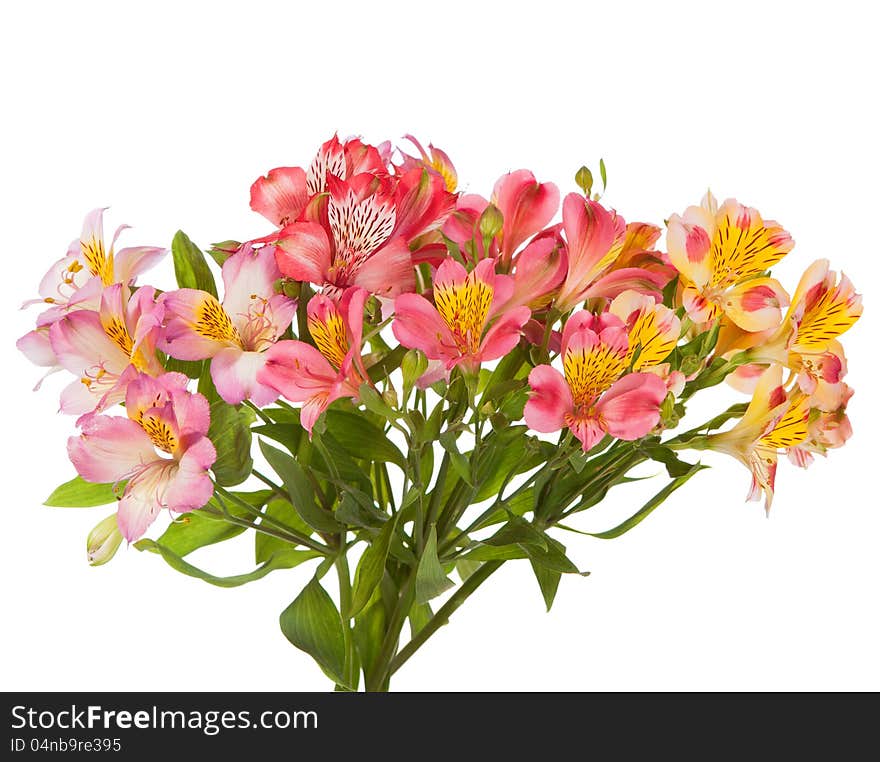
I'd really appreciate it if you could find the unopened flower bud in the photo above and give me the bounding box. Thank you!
[575,166,593,196]
[478,204,504,240]
[87,514,123,566]
[382,385,399,409]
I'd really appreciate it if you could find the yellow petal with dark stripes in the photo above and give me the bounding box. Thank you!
[709,201,793,289]
[760,393,810,450]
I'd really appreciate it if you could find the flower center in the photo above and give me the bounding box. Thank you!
[434,278,493,355]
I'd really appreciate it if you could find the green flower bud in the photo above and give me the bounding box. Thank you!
[87,514,123,566]
[478,204,504,240]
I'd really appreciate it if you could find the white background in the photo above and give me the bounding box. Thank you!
[2,0,878,691]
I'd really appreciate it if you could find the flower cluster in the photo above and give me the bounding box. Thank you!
[18,135,862,689]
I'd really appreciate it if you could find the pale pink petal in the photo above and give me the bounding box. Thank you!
[68,414,156,483]
[17,328,57,367]
[168,385,212,446]
[164,437,216,513]
[275,221,333,283]
[352,237,415,296]
[391,293,456,361]
[116,461,171,542]
[211,347,279,406]
[113,246,168,283]
[595,372,667,440]
[221,245,282,322]
[524,365,572,434]
[682,284,718,324]
[479,306,530,362]
[159,288,231,360]
[49,309,129,376]
[250,166,310,227]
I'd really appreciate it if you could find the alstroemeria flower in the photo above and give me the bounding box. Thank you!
[399,135,458,192]
[160,245,297,406]
[68,372,216,542]
[704,365,810,511]
[250,135,392,227]
[666,192,793,331]
[788,383,854,468]
[752,259,862,370]
[524,311,667,451]
[500,231,568,314]
[554,195,665,312]
[258,288,368,434]
[392,258,531,374]
[21,208,166,327]
[49,283,165,414]
[274,171,440,298]
[609,290,681,371]
[492,170,560,265]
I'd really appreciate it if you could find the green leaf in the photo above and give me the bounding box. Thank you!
[474,427,544,502]
[599,157,608,191]
[279,576,349,688]
[366,346,407,384]
[134,539,318,587]
[486,516,548,551]
[587,462,707,539]
[159,352,204,380]
[335,492,388,530]
[208,400,255,486]
[324,410,406,469]
[523,535,580,574]
[461,543,529,562]
[409,602,434,637]
[158,490,271,556]
[44,476,120,507]
[455,558,481,582]
[259,441,341,533]
[349,515,399,618]
[171,230,218,297]
[642,444,698,478]
[358,382,400,420]
[353,597,386,685]
[255,497,314,563]
[415,525,454,604]
[530,561,561,612]
[439,431,472,485]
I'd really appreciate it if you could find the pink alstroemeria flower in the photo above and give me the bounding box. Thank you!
[392,258,532,374]
[250,135,392,227]
[258,288,369,434]
[49,283,165,414]
[555,195,669,312]
[160,245,297,406]
[525,312,667,451]
[442,171,559,267]
[68,372,216,542]
[21,208,166,328]
[399,135,458,192]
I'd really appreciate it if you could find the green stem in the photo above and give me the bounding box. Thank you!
[251,468,285,496]
[366,573,416,692]
[335,552,356,689]
[389,560,502,678]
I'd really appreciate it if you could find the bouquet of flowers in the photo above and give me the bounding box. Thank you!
[18,135,862,690]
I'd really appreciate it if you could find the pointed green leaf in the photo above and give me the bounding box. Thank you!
[171,230,218,297]
[259,440,341,533]
[134,539,318,587]
[208,400,255,486]
[44,476,120,507]
[279,576,348,688]
[349,515,399,618]
[588,462,707,539]
[255,497,314,563]
[415,525,454,604]
[324,410,406,469]
[530,561,561,612]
